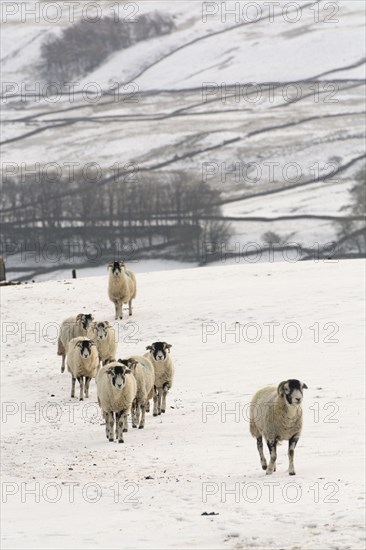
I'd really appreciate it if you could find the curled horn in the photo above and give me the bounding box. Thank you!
[277,381,287,397]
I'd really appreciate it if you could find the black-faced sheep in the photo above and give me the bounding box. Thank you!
[96,361,137,443]
[144,342,174,416]
[87,321,117,366]
[249,379,308,475]
[66,337,99,400]
[57,314,94,373]
[108,260,137,320]
[118,356,154,429]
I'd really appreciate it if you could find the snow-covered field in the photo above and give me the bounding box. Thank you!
[1,260,365,549]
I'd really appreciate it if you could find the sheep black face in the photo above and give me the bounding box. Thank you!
[76,313,94,330]
[107,365,131,390]
[94,322,110,340]
[108,260,125,277]
[76,339,95,358]
[278,379,308,405]
[146,342,172,361]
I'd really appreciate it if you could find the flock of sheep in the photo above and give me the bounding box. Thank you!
[57,259,307,475]
[57,260,174,443]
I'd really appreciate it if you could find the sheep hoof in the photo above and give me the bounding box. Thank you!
[132,424,137,428]
[262,464,267,470]
[118,439,124,444]
[289,472,296,476]
[109,438,114,442]
[153,413,158,417]
[138,425,144,430]
[161,409,165,413]
[79,398,83,401]
[266,470,273,475]
[123,428,128,433]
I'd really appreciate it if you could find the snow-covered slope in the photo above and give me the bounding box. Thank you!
[1,260,365,549]
[1,0,365,266]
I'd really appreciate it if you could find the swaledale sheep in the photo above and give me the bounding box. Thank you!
[96,361,137,443]
[108,260,137,320]
[58,314,94,373]
[250,379,308,476]
[144,342,174,416]
[119,356,154,429]
[87,321,117,366]
[66,337,99,401]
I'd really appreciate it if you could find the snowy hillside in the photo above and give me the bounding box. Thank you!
[1,0,365,279]
[1,260,365,549]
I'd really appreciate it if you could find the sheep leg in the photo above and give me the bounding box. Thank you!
[266,439,277,475]
[105,411,115,442]
[153,386,159,416]
[116,300,123,320]
[71,376,76,398]
[256,437,267,470]
[61,355,65,373]
[288,435,299,475]
[157,388,163,415]
[161,383,170,413]
[116,411,124,443]
[78,376,84,401]
[128,299,132,316]
[146,400,150,413]
[139,403,146,429]
[123,412,129,433]
[132,400,138,428]
[84,377,91,398]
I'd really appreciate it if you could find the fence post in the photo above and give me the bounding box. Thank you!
[0,257,6,282]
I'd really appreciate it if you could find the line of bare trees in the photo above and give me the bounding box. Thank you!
[0,170,232,263]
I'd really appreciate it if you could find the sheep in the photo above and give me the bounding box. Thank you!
[87,320,117,366]
[66,337,99,401]
[57,313,94,373]
[249,379,308,476]
[144,342,174,417]
[108,260,137,320]
[118,356,154,429]
[96,361,137,443]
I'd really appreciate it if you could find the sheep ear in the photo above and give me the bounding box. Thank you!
[277,381,287,396]
[128,359,138,370]
[108,261,114,269]
[302,383,308,390]
[124,368,132,375]
[106,367,115,375]
[76,314,82,322]
[165,343,172,350]
[146,345,153,351]
[104,321,111,327]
